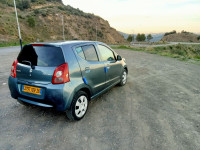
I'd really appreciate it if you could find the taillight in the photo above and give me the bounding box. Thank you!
[10,59,18,78]
[52,63,70,84]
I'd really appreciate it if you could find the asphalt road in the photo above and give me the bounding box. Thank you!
[0,46,200,150]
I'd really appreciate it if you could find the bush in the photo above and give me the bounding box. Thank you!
[97,31,103,38]
[164,30,176,36]
[39,9,47,17]
[27,16,35,27]
[34,9,39,14]
[181,30,190,34]
[58,6,65,11]
[17,0,31,11]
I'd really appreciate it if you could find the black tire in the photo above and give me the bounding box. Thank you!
[17,99,30,106]
[66,91,89,121]
[118,69,127,86]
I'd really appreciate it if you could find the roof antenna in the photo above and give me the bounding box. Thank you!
[13,0,22,51]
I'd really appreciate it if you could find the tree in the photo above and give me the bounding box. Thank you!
[136,33,146,42]
[136,33,140,41]
[141,34,146,41]
[147,34,153,41]
[127,34,133,42]
[197,36,200,40]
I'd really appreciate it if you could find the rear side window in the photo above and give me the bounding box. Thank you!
[17,45,65,67]
[76,47,85,59]
[76,45,98,61]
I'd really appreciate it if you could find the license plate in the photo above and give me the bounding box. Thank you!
[23,85,42,95]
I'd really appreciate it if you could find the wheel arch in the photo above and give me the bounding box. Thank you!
[124,66,128,74]
[78,87,91,100]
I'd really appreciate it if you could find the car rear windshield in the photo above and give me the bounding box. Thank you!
[17,45,65,67]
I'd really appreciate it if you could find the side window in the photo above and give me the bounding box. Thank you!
[82,45,99,61]
[98,45,115,61]
[76,47,85,59]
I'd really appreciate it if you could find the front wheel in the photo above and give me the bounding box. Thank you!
[66,91,89,121]
[118,69,127,86]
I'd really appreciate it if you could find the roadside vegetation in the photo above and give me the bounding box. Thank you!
[112,44,200,64]
[0,41,28,47]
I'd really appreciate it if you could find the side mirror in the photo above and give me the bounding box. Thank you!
[117,55,122,61]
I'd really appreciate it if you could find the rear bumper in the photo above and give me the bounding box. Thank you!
[18,97,53,108]
[8,76,73,111]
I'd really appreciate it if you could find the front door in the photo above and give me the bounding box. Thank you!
[97,44,121,86]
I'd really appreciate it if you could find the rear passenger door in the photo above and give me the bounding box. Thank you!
[74,44,106,94]
[97,44,121,86]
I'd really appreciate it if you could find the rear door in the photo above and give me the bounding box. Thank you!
[16,44,65,84]
[74,44,106,94]
[97,44,122,86]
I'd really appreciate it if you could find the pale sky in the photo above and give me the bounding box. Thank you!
[62,0,200,34]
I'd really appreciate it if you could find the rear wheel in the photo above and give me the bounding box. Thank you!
[66,91,89,121]
[118,69,127,86]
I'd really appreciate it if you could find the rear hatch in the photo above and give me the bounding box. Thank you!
[16,44,65,85]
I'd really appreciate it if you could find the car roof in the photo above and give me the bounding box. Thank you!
[30,41,106,47]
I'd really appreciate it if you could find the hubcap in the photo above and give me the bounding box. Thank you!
[122,71,127,84]
[75,95,88,118]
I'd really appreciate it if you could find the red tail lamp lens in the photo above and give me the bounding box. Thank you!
[52,63,70,84]
[10,59,18,78]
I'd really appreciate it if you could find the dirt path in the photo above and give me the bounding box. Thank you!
[0,47,200,150]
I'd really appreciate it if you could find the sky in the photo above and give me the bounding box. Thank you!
[62,0,200,34]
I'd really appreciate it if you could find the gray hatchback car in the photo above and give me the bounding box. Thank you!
[8,41,128,120]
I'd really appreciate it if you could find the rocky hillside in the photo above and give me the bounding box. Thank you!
[162,31,200,43]
[0,0,125,45]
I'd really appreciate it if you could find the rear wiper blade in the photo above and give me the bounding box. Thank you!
[22,60,35,69]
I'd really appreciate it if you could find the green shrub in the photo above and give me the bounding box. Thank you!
[27,16,35,27]
[164,30,176,36]
[17,0,31,11]
[34,9,39,14]
[58,6,65,11]
[97,31,103,38]
[40,9,47,17]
